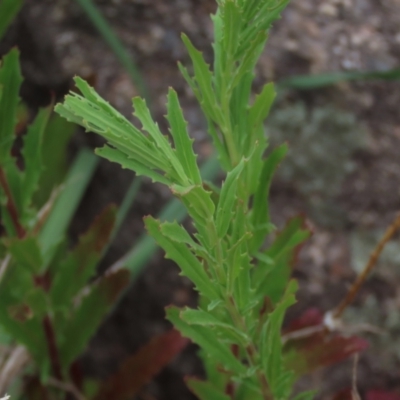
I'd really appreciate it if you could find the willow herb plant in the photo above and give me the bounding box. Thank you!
[56,1,313,399]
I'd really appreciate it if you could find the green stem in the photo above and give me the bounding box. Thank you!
[225,296,271,399]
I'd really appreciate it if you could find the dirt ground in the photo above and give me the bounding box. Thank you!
[1,0,400,399]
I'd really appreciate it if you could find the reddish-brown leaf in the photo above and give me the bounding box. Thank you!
[74,204,117,270]
[284,308,368,375]
[92,328,189,400]
[366,390,400,400]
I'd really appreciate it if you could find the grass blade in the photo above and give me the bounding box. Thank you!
[73,0,149,100]
[39,148,99,257]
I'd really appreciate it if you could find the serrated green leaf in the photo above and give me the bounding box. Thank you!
[248,83,275,130]
[95,145,171,185]
[21,105,52,210]
[222,0,242,64]
[253,216,309,303]
[55,79,168,173]
[50,205,116,308]
[59,268,129,368]
[171,184,216,249]
[215,158,245,238]
[159,220,200,249]
[167,306,246,376]
[260,280,297,397]
[181,308,250,345]
[33,113,76,207]
[233,261,251,312]
[166,88,202,185]
[265,216,309,261]
[6,236,43,274]
[145,217,219,301]
[171,184,215,223]
[187,378,231,400]
[132,96,187,184]
[0,48,22,162]
[230,31,266,92]
[181,34,222,126]
[250,144,288,253]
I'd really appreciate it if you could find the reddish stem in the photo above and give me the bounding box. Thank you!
[0,167,25,238]
[42,315,63,381]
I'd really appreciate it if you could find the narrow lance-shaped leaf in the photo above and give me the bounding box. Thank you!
[181,34,223,126]
[222,0,242,65]
[145,216,219,301]
[132,96,187,184]
[21,105,52,210]
[180,307,250,345]
[230,31,267,92]
[260,280,297,397]
[6,236,43,274]
[215,158,245,238]
[95,145,172,186]
[250,144,288,253]
[55,79,168,173]
[265,216,309,261]
[166,88,202,185]
[248,83,275,130]
[50,205,117,308]
[0,48,22,162]
[253,216,309,303]
[159,220,209,257]
[167,306,247,376]
[59,268,130,369]
[171,184,217,250]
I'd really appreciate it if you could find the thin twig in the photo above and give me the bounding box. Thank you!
[333,214,400,319]
[0,168,25,238]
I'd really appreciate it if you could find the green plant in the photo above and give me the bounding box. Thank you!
[55,0,320,398]
[0,49,189,399]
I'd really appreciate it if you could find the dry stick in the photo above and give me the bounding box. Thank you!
[0,167,25,238]
[333,214,400,319]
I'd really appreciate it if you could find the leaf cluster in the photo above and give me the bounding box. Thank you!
[0,50,129,389]
[56,1,315,399]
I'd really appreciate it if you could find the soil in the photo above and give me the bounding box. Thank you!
[1,0,400,399]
